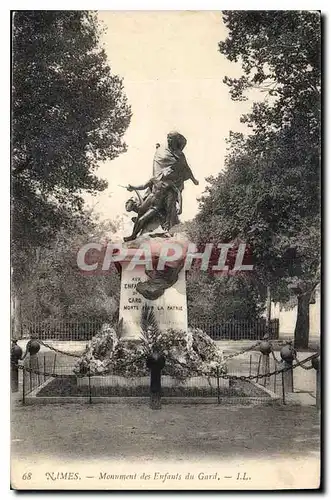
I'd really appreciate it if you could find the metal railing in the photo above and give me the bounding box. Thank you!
[17,345,320,407]
[190,318,279,340]
[20,358,272,403]
[20,320,103,341]
[18,318,279,341]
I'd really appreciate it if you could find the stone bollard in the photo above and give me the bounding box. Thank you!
[23,339,41,392]
[146,352,165,410]
[280,342,296,395]
[11,340,23,393]
[259,340,272,387]
[312,356,320,410]
[29,355,39,391]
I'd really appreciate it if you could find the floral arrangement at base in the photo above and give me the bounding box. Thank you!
[73,308,228,380]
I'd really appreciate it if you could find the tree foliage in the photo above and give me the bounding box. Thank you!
[180,220,265,323]
[195,11,321,347]
[187,270,265,324]
[219,11,320,132]
[17,212,121,324]
[12,11,131,272]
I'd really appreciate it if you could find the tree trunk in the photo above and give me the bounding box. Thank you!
[11,291,22,340]
[266,286,271,335]
[294,292,311,349]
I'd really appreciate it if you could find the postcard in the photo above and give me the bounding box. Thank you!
[11,10,321,490]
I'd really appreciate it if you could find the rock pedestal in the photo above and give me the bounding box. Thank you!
[118,258,188,341]
[117,234,189,341]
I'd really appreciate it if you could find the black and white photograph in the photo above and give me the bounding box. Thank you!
[10,9,321,490]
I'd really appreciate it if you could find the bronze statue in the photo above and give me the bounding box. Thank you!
[124,131,198,241]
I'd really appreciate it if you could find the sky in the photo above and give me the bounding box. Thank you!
[84,11,254,231]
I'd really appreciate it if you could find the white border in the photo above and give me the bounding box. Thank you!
[1,3,327,499]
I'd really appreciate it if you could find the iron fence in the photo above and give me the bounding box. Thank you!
[20,320,103,341]
[18,318,279,341]
[19,352,272,403]
[22,354,53,396]
[18,348,319,407]
[190,318,279,340]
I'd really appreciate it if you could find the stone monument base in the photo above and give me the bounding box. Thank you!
[117,234,189,341]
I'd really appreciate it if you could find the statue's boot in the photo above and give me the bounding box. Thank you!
[123,235,137,242]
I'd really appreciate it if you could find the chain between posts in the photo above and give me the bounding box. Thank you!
[31,338,287,362]
[293,352,316,370]
[222,339,287,362]
[222,342,261,361]
[17,351,319,381]
[268,341,317,370]
[17,363,70,378]
[38,339,85,358]
[37,339,263,360]
[22,337,319,379]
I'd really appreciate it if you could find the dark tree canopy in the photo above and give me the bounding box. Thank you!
[219,11,320,132]
[194,11,321,348]
[17,212,120,324]
[12,11,131,258]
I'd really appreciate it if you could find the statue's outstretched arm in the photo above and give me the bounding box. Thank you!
[128,180,152,191]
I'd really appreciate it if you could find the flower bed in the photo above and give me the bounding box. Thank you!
[36,376,269,399]
[73,322,228,381]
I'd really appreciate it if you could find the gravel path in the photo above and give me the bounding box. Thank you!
[11,402,320,463]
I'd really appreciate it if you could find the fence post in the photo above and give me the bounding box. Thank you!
[280,343,295,393]
[88,371,92,404]
[43,354,46,383]
[37,356,41,386]
[316,365,320,410]
[274,359,277,393]
[312,357,320,410]
[22,366,25,405]
[281,369,286,405]
[256,355,261,382]
[146,353,164,410]
[316,367,320,410]
[259,341,272,387]
[249,354,252,377]
[262,355,270,387]
[52,353,57,375]
[282,361,293,393]
[29,354,39,391]
[29,357,32,393]
[216,367,220,404]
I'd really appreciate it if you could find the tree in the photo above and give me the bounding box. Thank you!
[179,220,265,326]
[194,11,320,348]
[219,11,320,134]
[195,133,320,346]
[17,211,121,326]
[187,270,265,325]
[12,11,131,286]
